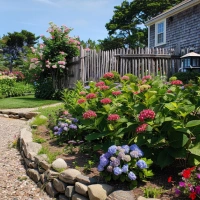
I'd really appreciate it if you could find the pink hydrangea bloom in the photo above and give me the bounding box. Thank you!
[52,65,57,68]
[86,93,97,99]
[95,81,105,87]
[112,91,121,96]
[107,114,120,121]
[136,124,148,133]
[78,99,86,104]
[121,76,129,80]
[103,72,114,79]
[58,61,66,65]
[171,80,183,85]
[139,109,155,122]
[99,85,110,90]
[79,91,86,96]
[142,75,152,81]
[100,98,112,104]
[83,110,97,119]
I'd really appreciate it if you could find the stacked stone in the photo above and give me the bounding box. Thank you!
[0,110,40,120]
[20,127,125,200]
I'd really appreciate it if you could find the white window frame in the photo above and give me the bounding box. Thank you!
[155,19,166,46]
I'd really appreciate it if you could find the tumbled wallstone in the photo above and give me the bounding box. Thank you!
[59,169,81,184]
[39,160,51,170]
[88,184,114,200]
[53,178,68,193]
[45,182,59,198]
[75,182,88,196]
[72,193,89,200]
[106,190,136,200]
[27,169,40,182]
[76,174,97,185]
[45,169,59,180]
[52,158,67,171]
[59,194,69,200]
[137,197,160,200]
[65,185,75,198]
[23,142,42,159]
[20,128,32,147]
[34,154,48,164]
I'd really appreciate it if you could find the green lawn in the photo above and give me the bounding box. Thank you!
[0,95,62,109]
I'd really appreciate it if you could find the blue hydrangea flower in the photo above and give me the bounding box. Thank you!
[136,160,148,169]
[122,164,129,173]
[97,164,104,172]
[54,132,58,135]
[113,167,122,176]
[84,86,90,89]
[121,145,130,153]
[60,123,66,128]
[102,152,111,159]
[108,145,117,155]
[130,144,143,157]
[128,171,137,180]
[54,126,58,131]
[72,118,79,123]
[113,158,120,167]
[63,127,68,131]
[100,156,109,167]
[69,124,77,129]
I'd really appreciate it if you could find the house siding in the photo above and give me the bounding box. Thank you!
[149,4,200,54]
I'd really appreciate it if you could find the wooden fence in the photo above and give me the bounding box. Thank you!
[68,47,181,87]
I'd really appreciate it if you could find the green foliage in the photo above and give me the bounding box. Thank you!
[31,115,48,126]
[105,0,184,48]
[142,186,164,198]
[0,75,34,98]
[62,71,200,168]
[173,72,200,84]
[34,77,62,100]
[33,136,46,144]
[38,146,61,164]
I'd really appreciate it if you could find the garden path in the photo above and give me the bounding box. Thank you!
[0,104,63,200]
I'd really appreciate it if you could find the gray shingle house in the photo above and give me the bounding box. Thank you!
[145,0,200,55]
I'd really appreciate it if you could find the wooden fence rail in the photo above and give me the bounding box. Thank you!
[68,46,181,87]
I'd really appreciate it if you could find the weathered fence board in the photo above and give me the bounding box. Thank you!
[69,47,180,84]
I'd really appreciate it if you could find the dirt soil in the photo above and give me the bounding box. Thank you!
[34,125,189,200]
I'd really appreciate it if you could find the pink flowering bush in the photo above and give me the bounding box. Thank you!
[62,72,200,168]
[27,22,80,99]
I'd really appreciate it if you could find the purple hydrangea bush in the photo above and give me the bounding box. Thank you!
[97,144,154,188]
[53,110,79,141]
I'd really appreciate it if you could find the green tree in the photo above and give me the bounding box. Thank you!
[98,36,125,51]
[105,0,184,49]
[1,30,38,72]
[80,38,100,51]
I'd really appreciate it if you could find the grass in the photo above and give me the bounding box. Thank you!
[0,95,62,109]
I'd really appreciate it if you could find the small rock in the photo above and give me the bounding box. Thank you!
[88,184,114,200]
[75,182,88,196]
[27,169,40,182]
[76,174,97,185]
[59,194,69,200]
[44,169,60,180]
[45,182,59,198]
[52,158,67,172]
[39,160,51,170]
[65,185,75,198]
[106,190,136,200]
[59,169,81,184]
[72,193,89,200]
[53,178,68,193]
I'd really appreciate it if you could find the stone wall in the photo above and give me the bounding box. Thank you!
[19,127,138,200]
[149,4,200,54]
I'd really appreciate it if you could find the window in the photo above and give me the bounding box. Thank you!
[155,19,166,46]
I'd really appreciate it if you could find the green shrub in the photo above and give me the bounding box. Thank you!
[172,71,200,84]
[61,71,200,169]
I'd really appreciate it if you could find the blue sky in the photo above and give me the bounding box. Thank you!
[0,0,124,42]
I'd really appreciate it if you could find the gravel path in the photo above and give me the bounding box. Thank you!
[0,117,54,199]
